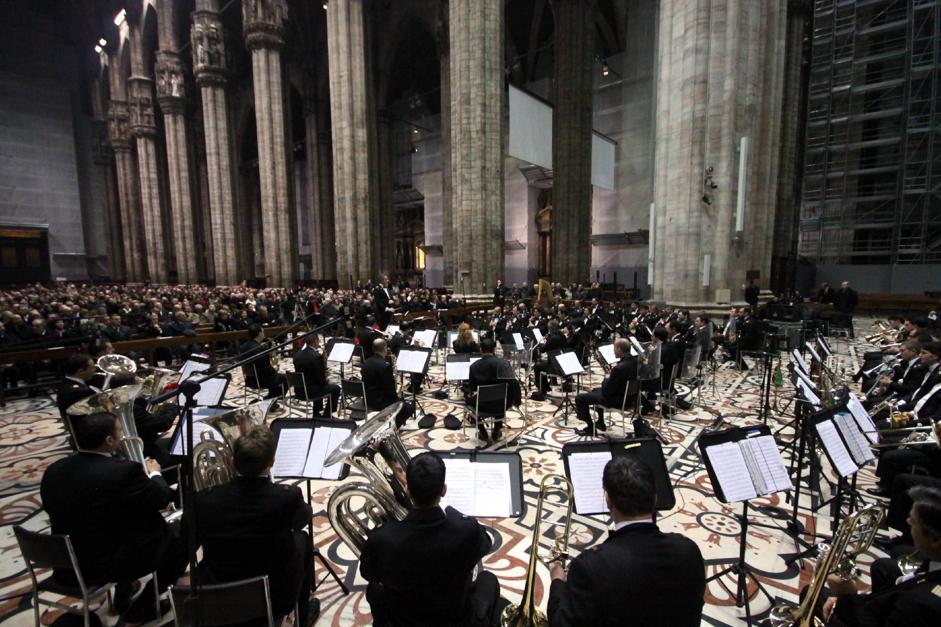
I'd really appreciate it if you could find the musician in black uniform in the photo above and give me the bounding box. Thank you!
[547,457,705,627]
[56,353,98,420]
[40,412,186,623]
[240,323,287,400]
[292,339,340,417]
[362,338,414,428]
[531,320,568,401]
[819,486,941,626]
[373,275,395,328]
[192,426,320,626]
[573,338,638,436]
[659,321,687,400]
[360,452,503,627]
[466,338,518,444]
[109,374,176,464]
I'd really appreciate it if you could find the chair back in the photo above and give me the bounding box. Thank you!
[476,383,507,416]
[285,371,308,399]
[620,379,640,411]
[639,342,662,381]
[680,345,702,379]
[14,526,77,572]
[170,576,274,627]
[341,378,366,400]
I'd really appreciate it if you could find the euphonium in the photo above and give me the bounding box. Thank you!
[68,384,146,466]
[96,354,137,390]
[500,474,573,627]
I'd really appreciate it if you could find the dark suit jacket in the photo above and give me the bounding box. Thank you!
[902,366,941,411]
[360,506,492,627]
[40,452,174,583]
[830,567,941,627]
[240,338,279,388]
[890,359,924,396]
[468,354,512,415]
[292,345,328,396]
[600,355,639,407]
[362,355,399,410]
[547,522,705,627]
[192,477,311,617]
[56,379,96,418]
[738,316,764,351]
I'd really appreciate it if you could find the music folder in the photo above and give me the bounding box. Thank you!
[552,351,584,376]
[811,404,873,477]
[562,438,675,516]
[412,329,438,349]
[396,346,432,375]
[169,406,230,457]
[268,418,357,480]
[327,339,356,363]
[698,426,793,504]
[597,343,618,366]
[178,375,228,407]
[435,450,523,518]
[445,354,482,381]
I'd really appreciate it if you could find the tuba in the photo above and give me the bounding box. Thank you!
[96,354,137,390]
[768,504,885,627]
[501,474,573,627]
[68,383,146,466]
[325,402,411,557]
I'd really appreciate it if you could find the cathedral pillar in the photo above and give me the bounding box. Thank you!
[437,4,454,286]
[108,101,143,283]
[303,96,337,280]
[192,8,240,285]
[652,0,787,304]
[326,0,378,287]
[93,120,124,280]
[128,76,169,284]
[155,51,198,284]
[551,0,595,284]
[243,0,295,287]
[449,0,504,294]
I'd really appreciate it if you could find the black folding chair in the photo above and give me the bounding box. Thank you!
[169,575,275,627]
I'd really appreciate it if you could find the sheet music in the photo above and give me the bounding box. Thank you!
[846,394,878,444]
[396,349,429,374]
[327,342,355,363]
[817,337,833,357]
[794,366,817,391]
[179,359,211,381]
[446,359,472,381]
[555,351,584,376]
[739,436,792,495]
[440,458,475,515]
[629,336,645,356]
[598,344,617,365]
[532,328,544,343]
[792,349,810,374]
[472,464,512,517]
[386,324,400,336]
[796,378,822,409]
[705,442,758,503]
[413,329,438,348]
[302,427,349,479]
[568,451,612,514]
[180,376,227,407]
[805,342,822,364]
[815,419,859,477]
[512,333,525,350]
[834,412,875,466]
[172,419,224,456]
[271,429,313,478]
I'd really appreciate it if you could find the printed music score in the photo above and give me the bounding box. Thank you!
[792,349,810,374]
[327,342,355,363]
[598,344,617,365]
[177,376,227,407]
[412,329,438,348]
[554,351,584,376]
[815,419,859,477]
[567,450,613,514]
[439,458,513,518]
[532,328,544,343]
[271,426,350,479]
[704,435,792,503]
[846,394,878,444]
[445,357,482,381]
[395,348,430,374]
[833,412,875,466]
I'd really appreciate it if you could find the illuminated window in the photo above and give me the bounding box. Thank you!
[415,245,425,270]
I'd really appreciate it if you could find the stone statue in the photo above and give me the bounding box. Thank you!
[536,189,553,277]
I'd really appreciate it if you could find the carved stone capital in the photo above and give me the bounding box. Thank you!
[192,10,229,84]
[155,51,186,112]
[128,76,157,136]
[108,100,132,149]
[242,0,287,50]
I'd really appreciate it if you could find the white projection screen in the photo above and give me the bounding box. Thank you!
[508,84,616,190]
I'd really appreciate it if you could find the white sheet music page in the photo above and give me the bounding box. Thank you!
[815,419,859,477]
[796,379,822,410]
[833,412,875,466]
[183,376,227,407]
[598,344,617,365]
[179,359,211,381]
[172,419,222,456]
[327,342,355,363]
[303,427,347,479]
[555,352,584,376]
[532,328,544,343]
[741,436,793,495]
[440,458,475,516]
[794,367,816,391]
[397,349,429,374]
[629,336,645,356]
[805,342,822,364]
[413,330,438,348]
[792,349,810,374]
[705,442,758,503]
[473,463,512,518]
[847,394,878,444]
[271,429,312,478]
[446,360,472,381]
[568,451,612,514]
[386,324,400,336]
[512,333,525,350]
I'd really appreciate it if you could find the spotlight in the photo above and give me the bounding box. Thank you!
[602,62,610,77]
[98,38,107,47]
[114,9,126,26]
[94,45,103,53]
[412,128,419,135]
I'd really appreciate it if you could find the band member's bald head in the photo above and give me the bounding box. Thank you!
[373,338,388,356]
[614,338,631,358]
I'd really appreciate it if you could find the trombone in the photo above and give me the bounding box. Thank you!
[501,474,573,627]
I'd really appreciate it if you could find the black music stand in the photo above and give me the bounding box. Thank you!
[326,338,356,381]
[698,426,788,625]
[396,346,433,423]
[269,418,357,594]
[550,350,584,424]
[433,449,524,518]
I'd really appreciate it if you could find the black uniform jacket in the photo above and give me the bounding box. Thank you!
[600,355,639,407]
[362,354,399,410]
[830,567,941,627]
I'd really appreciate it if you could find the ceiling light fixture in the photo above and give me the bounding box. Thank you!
[94,45,103,53]
[98,38,107,47]
[602,62,610,77]
[114,9,126,26]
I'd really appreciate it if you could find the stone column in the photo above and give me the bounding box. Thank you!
[317,128,337,280]
[551,0,595,284]
[303,96,338,280]
[155,51,198,284]
[128,76,169,284]
[327,0,378,287]
[376,110,395,276]
[449,0,505,294]
[93,120,124,280]
[243,0,295,287]
[437,4,454,286]
[192,7,240,285]
[109,100,145,283]
[652,0,787,305]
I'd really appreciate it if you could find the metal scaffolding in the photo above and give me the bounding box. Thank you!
[799,0,940,265]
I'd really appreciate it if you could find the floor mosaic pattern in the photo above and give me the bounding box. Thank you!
[0,323,893,626]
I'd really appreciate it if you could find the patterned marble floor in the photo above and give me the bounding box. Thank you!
[0,324,892,626]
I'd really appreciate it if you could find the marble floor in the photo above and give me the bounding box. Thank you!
[0,324,893,626]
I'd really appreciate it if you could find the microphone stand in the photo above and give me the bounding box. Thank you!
[151,316,346,623]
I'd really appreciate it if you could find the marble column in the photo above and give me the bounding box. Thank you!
[652,0,787,305]
[326,0,378,287]
[449,0,505,294]
[303,97,338,280]
[551,0,595,284]
[109,101,145,283]
[243,0,295,288]
[93,120,124,280]
[376,110,395,277]
[128,76,169,284]
[437,4,454,287]
[155,51,197,285]
[317,128,337,280]
[192,7,240,285]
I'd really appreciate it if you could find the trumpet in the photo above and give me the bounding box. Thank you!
[501,474,573,627]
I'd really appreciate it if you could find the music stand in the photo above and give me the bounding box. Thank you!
[396,346,432,423]
[269,418,357,594]
[698,426,791,624]
[550,350,584,424]
[434,449,524,518]
[326,338,356,381]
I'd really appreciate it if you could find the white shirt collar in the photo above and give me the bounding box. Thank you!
[613,518,652,532]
